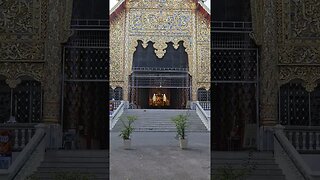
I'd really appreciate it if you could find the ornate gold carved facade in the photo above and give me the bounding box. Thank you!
[251,0,320,125]
[110,0,210,101]
[0,0,74,123]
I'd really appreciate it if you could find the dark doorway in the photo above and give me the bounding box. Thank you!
[62,45,108,149]
[212,20,259,150]
[62,0,108,149]
[212,83,257,150]
[129,40,191,109]
[63,82,108,149]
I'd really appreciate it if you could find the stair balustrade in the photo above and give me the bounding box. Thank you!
[0,124,47,179]
[112,100,122,110]
[195,101,210,131]
[0,123,37,152]
[274,125,320,180]
[110,101,126,130]
[283,126,320,153]
[199,101,211,110]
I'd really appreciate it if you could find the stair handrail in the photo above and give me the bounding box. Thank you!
[110,100,126,130]
[194,101,210,131]
[0,124,47,180]
[273,124,320,180]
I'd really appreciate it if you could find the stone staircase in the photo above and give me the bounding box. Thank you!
[212,151,287,180]
[112,109,208,132]
[30,150,108,180]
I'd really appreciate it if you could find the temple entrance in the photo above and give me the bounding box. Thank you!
[129,40,191,109]
[62,38,108,150]
[132,88,189,109]
[212,20,259,150]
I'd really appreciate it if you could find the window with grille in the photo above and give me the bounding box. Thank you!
[0,79,42,123]
[113,87,123,100]
[197,88,210,101]
[0,79,10,123]
[109,87,114,100]
[279,82,320,126]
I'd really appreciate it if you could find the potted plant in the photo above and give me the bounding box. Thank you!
[119,115,137,149]
[171,114,188,149]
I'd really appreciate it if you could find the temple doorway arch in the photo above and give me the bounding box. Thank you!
[129,40,191,109]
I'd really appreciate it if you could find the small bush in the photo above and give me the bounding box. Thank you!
[119,115,137,140]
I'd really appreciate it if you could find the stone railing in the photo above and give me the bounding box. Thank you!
[0,123,38,152]
[199,101,211,110]
[194,101,210,131]
[274,125,320,180]
[0,124,47,180]
[284,126,320,153]
[110,101,126,130]
[112,100,122,110]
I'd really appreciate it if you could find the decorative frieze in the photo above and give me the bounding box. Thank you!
[279,66,320,92]
[129,9,193,35]
[0,63,44,82]
[127,0,196,10]
[279,45,320,64]
[0,42,45,61]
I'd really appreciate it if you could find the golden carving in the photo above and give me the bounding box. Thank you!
[5,78,21,89]
[279,45,320,64]
[197,12,210,42]
[0,42,45,61]
[279,66,320,92]
[0,0,48,62]
[153,41,167,58]
[110,11,125,82]
[290,0,320,38]
[197,44,210,83]
[127,0,196,9]
[129,9,192,35]
[0,63,43,82]
[0,0,34,34]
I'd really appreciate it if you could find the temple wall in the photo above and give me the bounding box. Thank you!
[109,0,211,101]
[0,0,73,123]
[251,0,320,149]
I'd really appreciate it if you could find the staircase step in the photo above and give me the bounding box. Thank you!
[113,109,208,132]
[44,157,107,163]
[211,151,286,180]
[211,164,281,169]
[40,162,107,168]
[37,167,108,173]
[32,172,108,179]
[31,150,108,180]
[212,169,283,175]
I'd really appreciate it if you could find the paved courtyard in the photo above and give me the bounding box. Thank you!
[110,132,210,180]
